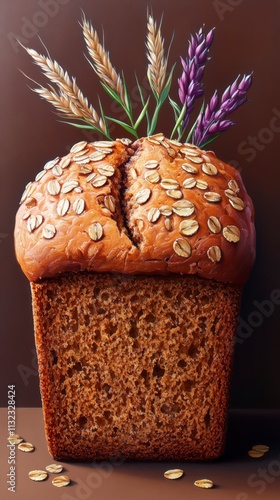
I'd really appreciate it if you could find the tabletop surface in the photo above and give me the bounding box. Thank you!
[1,408,280,500]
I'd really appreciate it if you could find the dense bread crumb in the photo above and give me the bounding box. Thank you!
[31,272,241,461]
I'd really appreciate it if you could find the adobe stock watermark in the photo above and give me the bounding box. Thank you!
[7,385,16,493]
[236,455,280,499]
[17,348,38,386]
[238,107,280,163]
[61,455,126,500]
[228,107,280,173]
[213,0,244,22]
[7,0,72,54]
[235,288,280,345]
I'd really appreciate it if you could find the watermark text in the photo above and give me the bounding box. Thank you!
[7,385,16,493]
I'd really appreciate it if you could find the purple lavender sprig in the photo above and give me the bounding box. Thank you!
[193,73,253,147]
[178,26,215,129]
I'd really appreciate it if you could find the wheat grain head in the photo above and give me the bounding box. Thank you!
[23,44,106,131]
[82,16,126,107]
[146,14,167,98]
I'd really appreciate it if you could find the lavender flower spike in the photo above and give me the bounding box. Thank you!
[193,72,253,147]
[178,26,215,128]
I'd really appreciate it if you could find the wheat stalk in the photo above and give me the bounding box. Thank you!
[82,17,126,106]
[23,45,106,131]
[146,14,167,98]
[20,16,251,145]
[33,84,85,120]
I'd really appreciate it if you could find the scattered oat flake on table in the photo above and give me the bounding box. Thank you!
[29,470,48,481]
[7,434,24,445]
[8,437,23,445]
[194,479,214,489]
[46,464,64,473]
[18,442,35,452]
[52,475,71,487]
[164,469,184,480]
[248,449,264,458]
[7,433,21,439]
[252,444,270,453]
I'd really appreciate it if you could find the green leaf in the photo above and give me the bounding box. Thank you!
[200,133,221,149]
[135,75,151,131]
[147,68,159,101]
[186,100,205,143]
[135,75,146,107]
[148,104,161,135]
[148,65,176,135]
[98,97,110,136]
[134,97,150,130]
[105,116,138,138]
[101,81,124,108]
[168,97,181,118]
[60,120,111,139]
[170,102,186,139]
[60,121,95,129]
[169,97,184,139]
[122,72,133,118]
[158,64,176,105]
[101,79,136,131]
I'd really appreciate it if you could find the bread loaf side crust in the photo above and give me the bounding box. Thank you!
[15,137,255,284]
[31,272,241,461]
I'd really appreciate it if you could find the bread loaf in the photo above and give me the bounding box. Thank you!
[14,9,256,462]
[14,135,255,461]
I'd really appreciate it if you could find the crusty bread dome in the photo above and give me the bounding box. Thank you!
[14,134,255,284]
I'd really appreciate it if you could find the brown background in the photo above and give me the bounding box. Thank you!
[1,0,280,408]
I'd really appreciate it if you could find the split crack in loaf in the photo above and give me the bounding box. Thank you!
[14,13,256,461]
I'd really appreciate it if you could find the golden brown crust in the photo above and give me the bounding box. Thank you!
[14,136,255,283]
[123,137,255,283]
